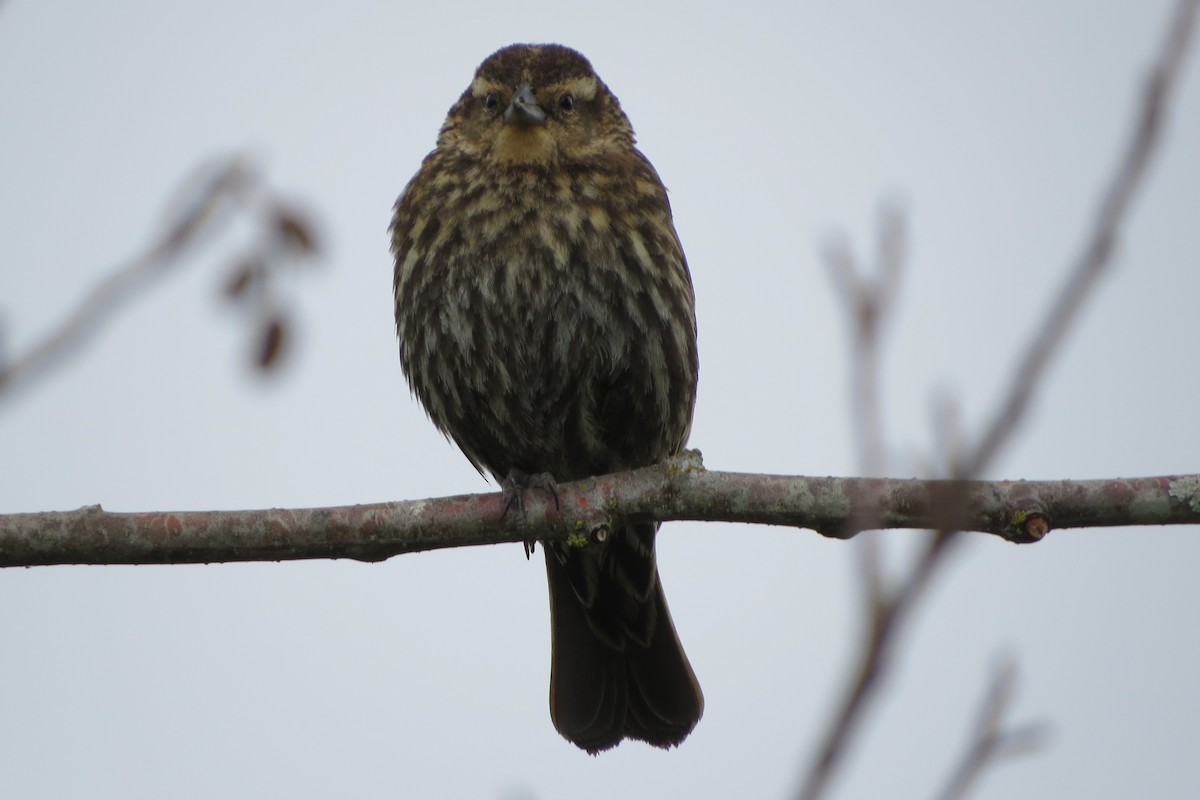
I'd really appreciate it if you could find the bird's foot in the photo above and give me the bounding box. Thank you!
[501,469,560,559]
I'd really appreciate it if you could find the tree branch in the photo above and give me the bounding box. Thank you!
[0,156,320,399]
[960,0,1199,479]
[794,2,1199,796]
[2,452,1197,568]
[934,659,1050,800]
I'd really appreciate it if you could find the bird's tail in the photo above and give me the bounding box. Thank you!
[544,524,703,753]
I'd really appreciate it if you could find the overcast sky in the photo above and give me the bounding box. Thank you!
[2,2,1199,798]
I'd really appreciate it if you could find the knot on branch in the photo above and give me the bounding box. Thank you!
[1006,509,1051,543]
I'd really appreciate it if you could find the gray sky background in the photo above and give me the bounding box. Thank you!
[2,2,1199,798]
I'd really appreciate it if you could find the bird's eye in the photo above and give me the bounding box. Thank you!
[559,94,575,112]
[484,94,499,111]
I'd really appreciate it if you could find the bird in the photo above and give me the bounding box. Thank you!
[389,43,702,753]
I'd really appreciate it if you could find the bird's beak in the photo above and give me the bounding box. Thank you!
[504,84,546,126]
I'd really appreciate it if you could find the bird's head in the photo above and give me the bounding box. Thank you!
[437,44,635,166]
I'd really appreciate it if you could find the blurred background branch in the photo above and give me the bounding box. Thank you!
[795,1,1197,798]
[934,660,1051,800]
[0,156,320,400]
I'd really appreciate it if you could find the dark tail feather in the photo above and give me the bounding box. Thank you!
[544,544,703,753]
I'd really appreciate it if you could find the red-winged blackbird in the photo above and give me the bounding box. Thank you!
[390,43,701,753]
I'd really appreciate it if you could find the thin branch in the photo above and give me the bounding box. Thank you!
[824,201,906,480]
[0,156,320,398]
[798,525,963,800]
[0,159,246,396]
[1,454,1198,568]
[795,3,1198,797]
[802,204,909,800]
[934,660,1050,800]
[960,0,1199,479]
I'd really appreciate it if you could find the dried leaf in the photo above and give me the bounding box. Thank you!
[256,316,287,370]
[272,206,318,256]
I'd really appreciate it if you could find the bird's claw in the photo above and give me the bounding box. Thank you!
[502,469,561,516]
[502,469,560,559]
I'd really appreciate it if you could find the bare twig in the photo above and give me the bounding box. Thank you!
[0,156,320,399]
[960,0,1199,480]
[795,3,1198,798]
[1,456,1197,568]
[801,204,909,800]
[824,201,906,479]
[798,531,962,800]
[934,660,1050,800]
[0,159,245,396]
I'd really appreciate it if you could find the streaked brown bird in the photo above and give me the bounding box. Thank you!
[390,43,701,753]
